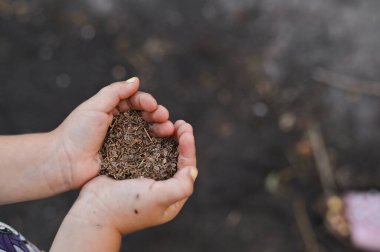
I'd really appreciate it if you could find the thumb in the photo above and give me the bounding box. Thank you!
[154,166,198,207]
[81,77,140,113]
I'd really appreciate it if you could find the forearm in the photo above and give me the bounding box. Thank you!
[0,131,70,204]
[51,196,122,252]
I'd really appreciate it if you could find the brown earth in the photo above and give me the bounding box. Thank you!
[100,110,178,180]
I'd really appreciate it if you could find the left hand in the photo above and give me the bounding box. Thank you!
[51,77,174,191]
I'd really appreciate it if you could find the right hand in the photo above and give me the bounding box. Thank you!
[68,120,197,234]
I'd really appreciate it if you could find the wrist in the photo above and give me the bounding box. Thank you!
[40,129,73,194]
[70,189,119,233]
[52,194,121,252]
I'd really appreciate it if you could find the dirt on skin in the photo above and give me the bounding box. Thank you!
[99,110,178,180]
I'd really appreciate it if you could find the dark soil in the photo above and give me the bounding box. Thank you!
[100,110,178,180]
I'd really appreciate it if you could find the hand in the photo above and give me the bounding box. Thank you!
[51,121,196,251]
[67,120,197,234]
[51,77,175,191]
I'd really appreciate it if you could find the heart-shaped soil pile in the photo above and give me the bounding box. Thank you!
[99,110,178,180]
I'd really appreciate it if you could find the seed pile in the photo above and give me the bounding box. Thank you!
[99,110,178,180]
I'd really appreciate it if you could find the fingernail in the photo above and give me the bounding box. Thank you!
[190,168,198,181]
[126,77,137,83]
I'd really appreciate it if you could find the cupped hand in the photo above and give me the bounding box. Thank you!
[53,77,174,190]
[70,120,197,234]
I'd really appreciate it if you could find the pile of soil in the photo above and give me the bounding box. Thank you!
[99,110,178,180]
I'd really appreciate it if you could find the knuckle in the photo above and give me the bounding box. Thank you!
[177,156,189,167]
[149,181,163,192]
[99,85,112,94]
[141,111,151,120]
[159,106,169,117]
[100,82,121,94]
[175,120,186,127]
[185,186,194,197]
[109,81,122,87]
[159,211,173,225]
[143,92,154,100]
[180,181,193,197]
[185,123,193,132]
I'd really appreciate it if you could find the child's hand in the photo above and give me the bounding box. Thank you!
[51,121,197,251]
[77,120,196,232]
[53,77,174,191]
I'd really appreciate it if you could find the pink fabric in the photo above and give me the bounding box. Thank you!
[345,192,380,251]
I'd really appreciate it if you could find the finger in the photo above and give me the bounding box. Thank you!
[176,123,196,168]
[142,105,169,123]
[175,121,193,139]
[127,92,158,112]
[117,99,130,112]
[161,198,188,223]
[153,166,197,206]
[117,92,158,113]
[112,108,120,116]
[82,77,140,113]
[174,120,186,130]
[150,121,175,137]
[178,133,196,168]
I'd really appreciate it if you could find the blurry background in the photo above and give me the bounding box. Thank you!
[1,0,380,251]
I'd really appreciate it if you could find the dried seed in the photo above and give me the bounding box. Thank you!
[99,110,178,180]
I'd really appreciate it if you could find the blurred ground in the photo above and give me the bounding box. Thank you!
[1,0,380,251]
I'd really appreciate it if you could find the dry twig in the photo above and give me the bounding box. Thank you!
[293,198,325,252]
[312,67,380,98]
[307,123,336,195]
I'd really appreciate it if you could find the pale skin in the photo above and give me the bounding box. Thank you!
[0,77,197,251]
